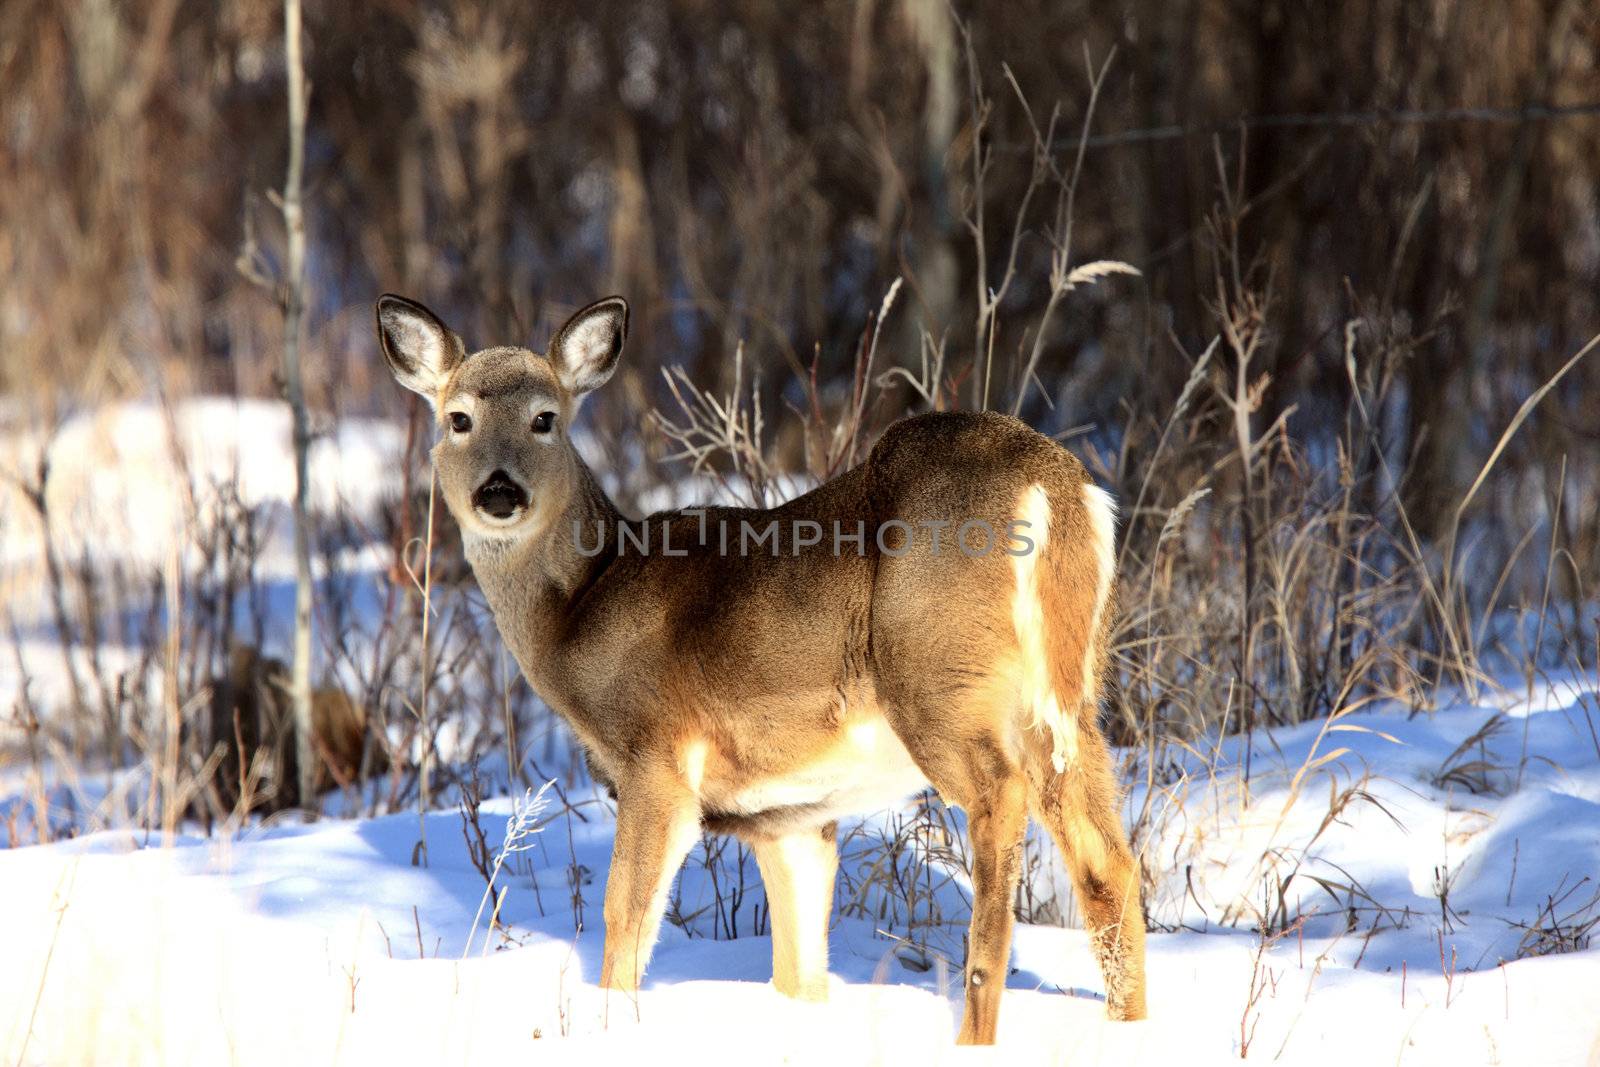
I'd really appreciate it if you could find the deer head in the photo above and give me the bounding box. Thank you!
[375,294,628,544]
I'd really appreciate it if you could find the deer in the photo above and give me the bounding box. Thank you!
[376,293,1147,1044]
[205,644,386,815]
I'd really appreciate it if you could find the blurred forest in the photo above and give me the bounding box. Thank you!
[2,0,1597,551]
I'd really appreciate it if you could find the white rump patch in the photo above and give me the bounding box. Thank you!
[1010,484,1078,772]
[1081,482,1118,731]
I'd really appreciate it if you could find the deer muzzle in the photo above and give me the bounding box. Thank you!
[472,470,529,520]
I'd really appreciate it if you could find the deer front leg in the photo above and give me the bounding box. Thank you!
[599,772,701,998]
[752,821,838,1001]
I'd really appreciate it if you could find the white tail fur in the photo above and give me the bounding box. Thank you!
[1081,481,1118,715]
[1010,484,1078,772]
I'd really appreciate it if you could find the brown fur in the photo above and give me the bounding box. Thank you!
[208,645,385,813]
[376,293,1147,1043]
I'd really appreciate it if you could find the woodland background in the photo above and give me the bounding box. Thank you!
[4,0,1597,551]
[2,1,1598,837]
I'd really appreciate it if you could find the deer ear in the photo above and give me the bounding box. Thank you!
[549,296,628,397]
[376,294,465,403]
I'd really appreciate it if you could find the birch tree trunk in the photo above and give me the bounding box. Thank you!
[281,0,316,814]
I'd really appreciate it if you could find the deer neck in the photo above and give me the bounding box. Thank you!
[461,455,623,689]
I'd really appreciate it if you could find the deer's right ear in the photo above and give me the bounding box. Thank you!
[376,294,465,404]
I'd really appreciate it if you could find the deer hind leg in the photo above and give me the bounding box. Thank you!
[1023,730,1147,1021]
[599,773,701,1000]
[751,821,838,1001]
[958,768,1028,1044]
[907,733,1028,1046]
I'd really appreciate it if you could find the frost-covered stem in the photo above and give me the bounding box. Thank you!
[462,783,553,957]
[280,0,316,813]
[417,468,437,859]
[463,850,510,959]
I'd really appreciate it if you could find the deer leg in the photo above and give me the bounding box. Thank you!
[752,821,838,1001]
[599,775,701,998]
[885,693,1030,1045]
[956,770,1028,1044]
[1024,732,1147,1021]
[1071,833,1146,1021]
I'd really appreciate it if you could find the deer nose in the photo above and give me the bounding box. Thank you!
[472,470,528,519]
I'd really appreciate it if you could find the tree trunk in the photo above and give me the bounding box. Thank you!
[281,0,316,815]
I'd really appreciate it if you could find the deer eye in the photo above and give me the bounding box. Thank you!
[531,411,556,435]
[449,412,472,433]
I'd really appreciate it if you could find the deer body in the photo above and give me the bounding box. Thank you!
[378,294,1147,1043]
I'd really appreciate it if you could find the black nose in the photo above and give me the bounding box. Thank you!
[472,470,528,519]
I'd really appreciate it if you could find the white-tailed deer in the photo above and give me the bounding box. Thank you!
[376,293,1146,1043]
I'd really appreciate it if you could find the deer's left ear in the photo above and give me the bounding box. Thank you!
[549,296,628,397]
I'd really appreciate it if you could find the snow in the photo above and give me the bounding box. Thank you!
[3,681,1596,1064]
[2,398,1598,1064]
[0,398,405,578]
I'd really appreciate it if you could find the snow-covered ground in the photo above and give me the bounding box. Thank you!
[2,399,1598,1064]
[3,678,1598,1065]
